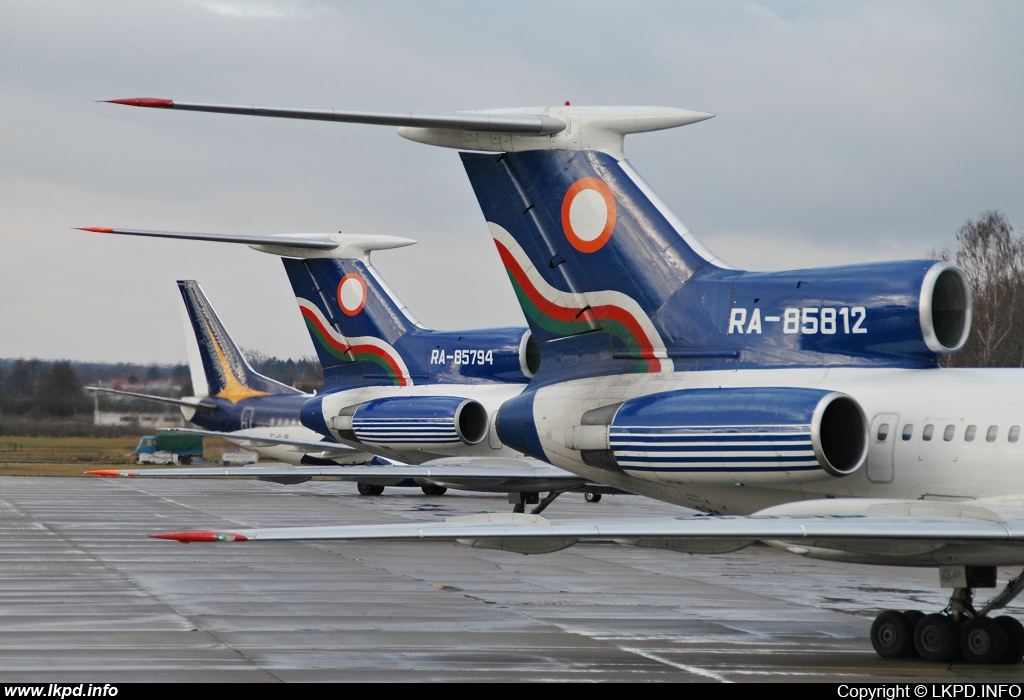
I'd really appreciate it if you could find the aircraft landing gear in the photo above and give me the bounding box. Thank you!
[870,568,1024,664]
[508,492,539,514]
[357,482,385,496]
[420,485,448,496]
[870,610,918,659]
[584,492,602,503]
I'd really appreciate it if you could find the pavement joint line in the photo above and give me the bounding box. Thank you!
[618,647,733,682]
[0,482,283,681]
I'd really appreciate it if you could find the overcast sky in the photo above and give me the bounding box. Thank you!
[1,1,1021,363]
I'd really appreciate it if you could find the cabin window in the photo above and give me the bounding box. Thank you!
[987,425,998,442]
[943,425,955,441]
[876,424,890,441]
[922,424,934,441]
[965,425,977,442]
[901,424,914,441]
[1010,426,1020,443]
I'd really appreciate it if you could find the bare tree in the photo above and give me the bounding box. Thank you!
[939,212,1024,367]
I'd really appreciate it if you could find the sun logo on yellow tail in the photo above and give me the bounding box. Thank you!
[206,322,272,403]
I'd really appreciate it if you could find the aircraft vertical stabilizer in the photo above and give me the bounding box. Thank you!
[281,257,419,386]
[177,280,302,401]
[460,150,735,371]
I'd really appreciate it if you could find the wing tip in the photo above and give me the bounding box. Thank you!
[76,227,114,233]
[150,530,248,543]
[104,97,174,108]
[86,469,136,477]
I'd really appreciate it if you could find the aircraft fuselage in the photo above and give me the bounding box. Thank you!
[527,366,1024,514]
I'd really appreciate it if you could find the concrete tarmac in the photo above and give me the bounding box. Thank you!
[0,475,1021,682]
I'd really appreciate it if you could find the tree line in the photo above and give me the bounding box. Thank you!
[0,352,324,423]
[937,211,1023,367]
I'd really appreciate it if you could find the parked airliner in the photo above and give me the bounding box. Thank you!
[84,228,617,509]
[106,97,1024,665]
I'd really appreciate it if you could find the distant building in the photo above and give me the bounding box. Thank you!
[90,382,186,429]
[93,411,184,429]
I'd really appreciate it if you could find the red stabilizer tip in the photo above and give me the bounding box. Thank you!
[150,531,248,543]
[87,469,136,477]
[104,97,174,108]
[76,227,115,233]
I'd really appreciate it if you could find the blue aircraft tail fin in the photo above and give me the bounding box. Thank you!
[281,257,420,386]
[460,149,734,371]
[177,280,302,401]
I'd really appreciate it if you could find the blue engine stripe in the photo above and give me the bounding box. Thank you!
[358,433,459,439]
[620,465,823,473]
[614,451,816,460]
[356,425,460,431]
[616,455,818,465]
[360,438,456,442]
[606,440,815,450]
[610,424,810,432]
[354,422,457,427]
[609,431,810,441]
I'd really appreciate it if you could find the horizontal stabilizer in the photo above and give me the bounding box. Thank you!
[78,227,416,260]
[104,98,566,135]
[103,98,714,157]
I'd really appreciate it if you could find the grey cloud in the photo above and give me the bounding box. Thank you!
[0,1,1021,361]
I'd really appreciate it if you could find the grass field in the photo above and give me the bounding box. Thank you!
[0,435,240,476]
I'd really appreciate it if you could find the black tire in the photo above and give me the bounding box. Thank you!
[871,611,916,658]
[584,492,602,503]
[915,614,960,662]
[904,610,925,627]
[900,611,924,657]
[421,485,448,496]
[961,617,1008,664]
[994,616,1024,665]
[179,455,192,465]
[357,483,384,496]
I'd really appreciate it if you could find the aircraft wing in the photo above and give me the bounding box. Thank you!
[88,457,620,494]
[149,499,1024,566]
[160,427,362,459]
[152,512,1023,542]
[86,386,215,410]
[88,464,351,479]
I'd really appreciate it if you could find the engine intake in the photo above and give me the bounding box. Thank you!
[920,263,971,353]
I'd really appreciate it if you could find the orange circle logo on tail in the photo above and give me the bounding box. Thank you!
[561,178,616,253]
[337,273,367,316]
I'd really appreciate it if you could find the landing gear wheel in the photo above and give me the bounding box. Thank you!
[994,616,1024,665]
[421,485,448,496]
[871,611,916,658]
[915,614,960,662]
[903,610,925,629]
[961,617,1008,664]
[584,492,602,503]
[357,483,385,496]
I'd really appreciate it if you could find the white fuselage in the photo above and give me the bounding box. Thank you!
[531,366,1024,514]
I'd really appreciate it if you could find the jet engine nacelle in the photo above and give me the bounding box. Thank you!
[328,396,489,449]
[562,388,868,483]
[717,260,972,365]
